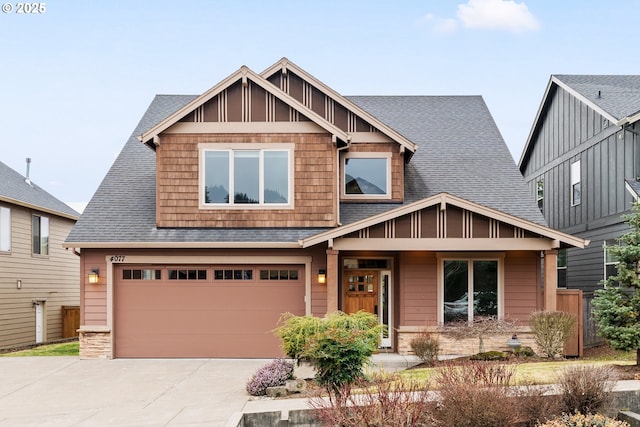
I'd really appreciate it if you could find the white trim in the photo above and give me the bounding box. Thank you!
[333,238,561,251]
[164,121,325,134]
[0,206,10,252]
[341,152,392,200]
[436,252,505,324]
[570,160,581,206]
[198,143,294,209]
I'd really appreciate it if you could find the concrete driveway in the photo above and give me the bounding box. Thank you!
[0,357,268,426]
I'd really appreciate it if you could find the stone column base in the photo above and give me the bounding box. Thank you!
[78,326,112,359]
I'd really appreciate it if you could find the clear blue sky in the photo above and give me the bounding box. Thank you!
[1,0,638,212]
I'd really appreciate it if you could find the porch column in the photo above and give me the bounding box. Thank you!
[544,249,558,311]
[326,249,339,314]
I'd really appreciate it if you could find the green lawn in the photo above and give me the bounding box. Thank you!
[0,341,79,357]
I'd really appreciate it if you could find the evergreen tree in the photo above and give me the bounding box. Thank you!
[592,202,640,365]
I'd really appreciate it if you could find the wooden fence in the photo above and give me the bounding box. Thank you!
[557,289,583,357]
[61,306,80,338]
[582,292,605,348]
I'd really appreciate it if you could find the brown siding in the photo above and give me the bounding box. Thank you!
[288,73,304,103]
[503,251,540,324]
[0,204,79,349]
[226,81,242,122]
[473,214,490,238]
[398,252,437,326]
[446,206,463,238]
[250,83,266,122]
[421,206,438,238]
[156,133,337,228]
[203,97,218,122]
[395,214,412,238]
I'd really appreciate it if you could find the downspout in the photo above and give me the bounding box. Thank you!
[335,135,351,227]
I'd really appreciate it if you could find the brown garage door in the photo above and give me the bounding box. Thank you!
[114,265,305,358]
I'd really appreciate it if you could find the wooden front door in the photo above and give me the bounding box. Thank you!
[344,270,378,315]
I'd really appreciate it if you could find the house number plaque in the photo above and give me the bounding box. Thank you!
[109,255,126,263]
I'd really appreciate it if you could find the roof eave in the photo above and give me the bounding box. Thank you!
[61,241,302,249]
[0,195,79,221]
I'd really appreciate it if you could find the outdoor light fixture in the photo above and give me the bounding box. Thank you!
[507,334,522,351]
[88,269,100,284]
[317,269,326,284]
[16,279,22,290]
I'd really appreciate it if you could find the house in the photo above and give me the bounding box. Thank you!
[0,160,80,349]
[519,75,640,347]
[64,58,587,359]
[519,76,640,295]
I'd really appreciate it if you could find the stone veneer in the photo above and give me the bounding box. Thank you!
[78,326,112,359]
[397,326,541,357]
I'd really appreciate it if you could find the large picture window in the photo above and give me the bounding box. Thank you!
[32,214,49,256]
[202,145,292,207]
[439,255,501,324]
[343,153,390,199]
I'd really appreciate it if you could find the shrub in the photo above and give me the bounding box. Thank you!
[245,359,294,396]
[309,372,433,427]
[537,412,630,427]
[529,311,577,358]
[410,331,440,366]
[431,360,518,427]
[513,383,561,427]
[276,311,382,393]
[556,365,616,415]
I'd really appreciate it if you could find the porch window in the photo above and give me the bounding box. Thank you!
[440,256,501,324]
[557,249,567,287]
[201,145,292,208]
[0,207,10,252]
[342,153,391,199]
[32,214,49,256]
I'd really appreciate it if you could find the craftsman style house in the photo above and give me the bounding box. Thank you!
[65,59,587,359]
[519,76,640,293]
[0,160,80,349]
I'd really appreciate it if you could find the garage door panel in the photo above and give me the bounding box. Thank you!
[114,265,305,358]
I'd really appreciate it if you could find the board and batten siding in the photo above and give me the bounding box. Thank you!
[0,203,79,349]
[522,86,638,232]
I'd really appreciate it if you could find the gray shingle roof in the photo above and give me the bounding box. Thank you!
[66,93,546,245]
[0,160,79,219]
[554,75,640,121]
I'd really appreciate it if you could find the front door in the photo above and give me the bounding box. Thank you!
[344,270,378,315]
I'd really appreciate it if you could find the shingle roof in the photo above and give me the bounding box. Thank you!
[554,75,640,122]
[66,93,546,245]
[0,160,79,219]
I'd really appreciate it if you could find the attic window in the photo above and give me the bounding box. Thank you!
[342,153,391,199]
[200,144,293,209]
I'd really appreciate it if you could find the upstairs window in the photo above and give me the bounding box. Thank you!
[570,160,581,206]
[201,145,292,208]
[0,207,10,252]
[32,214,49,256]
[536,179,544,211]
[343,153,391,199]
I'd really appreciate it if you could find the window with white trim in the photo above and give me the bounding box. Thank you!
[604,239,619,283]
[201,145,292,207]
[571,160,581,206]
[342,153,391,199]
[32,214,49,255]
[440,257,500,324]
[0,207,10,252]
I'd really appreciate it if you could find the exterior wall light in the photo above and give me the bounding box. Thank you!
[16,279,22,290]
[88,269,100,284]
[317,269,326,284]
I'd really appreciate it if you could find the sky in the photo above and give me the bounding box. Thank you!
[1,0,638,213]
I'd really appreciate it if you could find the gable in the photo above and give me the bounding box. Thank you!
[302,193,587,250]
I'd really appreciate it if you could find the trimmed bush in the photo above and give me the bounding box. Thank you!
[537,412,630,427]
[245,359,294,396]
[410,331,440,366]
[557,365,616,415]
[529,311,577,358]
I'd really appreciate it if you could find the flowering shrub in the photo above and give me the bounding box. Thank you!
[245,359,294,396]
[537,412,630,427]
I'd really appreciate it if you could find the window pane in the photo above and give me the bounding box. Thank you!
[473,261,497,318]
[344,158,387,195]
[572,182,581,205]
[264,151,289,203]
[32,216,41,254]
[40,217,49,255]
[0,207,10,251]
[204,151,229,203]
[234,151,259,203]
[444,260,468,323]
[556,249,567,268]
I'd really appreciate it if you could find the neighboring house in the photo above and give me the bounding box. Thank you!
[0,160,80,349]
[519,75,640,294]
[64,58,586,359]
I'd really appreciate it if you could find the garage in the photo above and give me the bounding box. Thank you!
[113,264,305,358]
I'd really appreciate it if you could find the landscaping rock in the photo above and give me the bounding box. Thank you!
[286,379,307,393]
[266,386,288,398]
